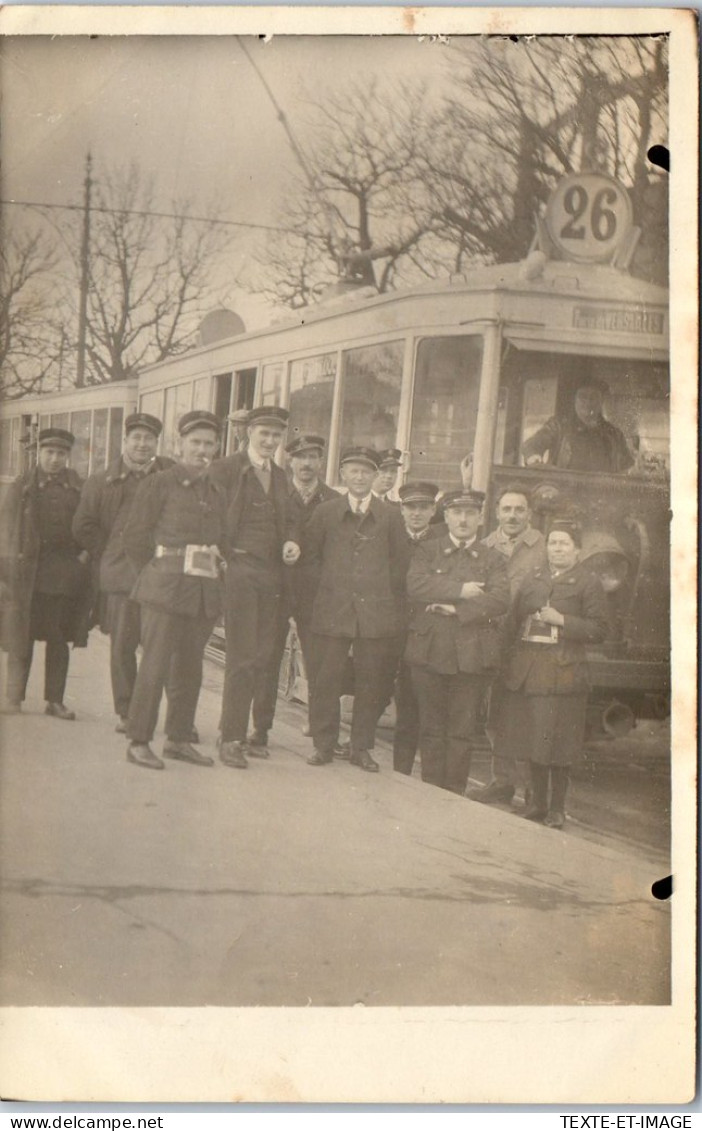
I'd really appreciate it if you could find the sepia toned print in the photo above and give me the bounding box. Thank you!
[0,6,695,1105]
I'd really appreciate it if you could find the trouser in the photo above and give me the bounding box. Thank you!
[411,667,488,794]
[393,658,420,775]
[7,640,70,704]
[106,593,141,718]
[127,605,216,744]
[530,762,570,813]
[251,613,317,737]
[221,558,281,742]
[309,634,395,755]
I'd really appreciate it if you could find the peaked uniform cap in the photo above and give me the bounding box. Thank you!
[38,428,74,450]
[376,448,403,468]
[340,446,380,470]
[177,410,221,436]
[441,488,486,511]
[247,406,289,428]
[398,481,439,504]
[125,412,162,437]
[286,433,326,457]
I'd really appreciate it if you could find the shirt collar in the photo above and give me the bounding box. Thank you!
[248,449,271,472]
[37,468,68,488]
[449,533,477,550]
[348,493,372,515]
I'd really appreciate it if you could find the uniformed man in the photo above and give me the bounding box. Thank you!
[0,429,91,718]
[211,406,300,769]
[248,433,338,751]
[469,484,548,805]
[122,410,226,770]
[73,412,174,732]
[392,480,441,775]
[372,448,403,503]
[304,447,409,772]
[522,378,634,473]
[405,488,510,794]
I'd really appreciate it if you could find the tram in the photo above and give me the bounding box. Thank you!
[0,173,670,725]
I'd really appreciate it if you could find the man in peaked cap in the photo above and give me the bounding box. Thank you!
[372,447,403,504]
[247,432,339,753]
[405,487,510,795]
[73,411,176,733]
[121,410,227,770]
[302,446,409,772]
[209,405,301,769]
[1,429,91,718]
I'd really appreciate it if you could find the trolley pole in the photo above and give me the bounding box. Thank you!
[76,151,92,388]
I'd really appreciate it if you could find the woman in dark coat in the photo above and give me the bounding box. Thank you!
[0,429,92,718]
[497,519,609,828]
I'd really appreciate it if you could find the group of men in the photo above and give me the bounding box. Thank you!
[0,401,561,801]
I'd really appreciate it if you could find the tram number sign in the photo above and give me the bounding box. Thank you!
[545,173,634,263]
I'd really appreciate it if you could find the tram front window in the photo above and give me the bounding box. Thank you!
[408,335,483,489]
[288,352,337,445]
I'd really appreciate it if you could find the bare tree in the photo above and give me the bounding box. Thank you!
[427,36,668,280]
[254,78,442,308]
[0,223,65,400]
[62,162,240,383]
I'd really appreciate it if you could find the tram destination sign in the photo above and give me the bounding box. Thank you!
[572,305,665,335]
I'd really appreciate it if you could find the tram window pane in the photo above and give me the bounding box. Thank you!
[261,362,285,406]
[92,408,109,472]
[70,410,91,478]
[338,341,403,454]
[39,414,50,434]
[288,352,337,444]
[163,383,193,458]
[139,390,163,420]
[51,413,70,431]
[0,421,13,476]
[408,336,483,488]
[108,408,124,464]
[192,376,210,411]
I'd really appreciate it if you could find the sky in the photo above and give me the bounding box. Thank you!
[1,34,454,324]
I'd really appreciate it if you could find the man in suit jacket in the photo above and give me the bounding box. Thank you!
[248,433,339,752]
[72,412,174,732]
[303,447,409,772]
[209,406,300,769]
[406,488,510,794]
[122,411,227,770]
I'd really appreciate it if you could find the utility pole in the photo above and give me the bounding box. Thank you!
[76,150,92,388]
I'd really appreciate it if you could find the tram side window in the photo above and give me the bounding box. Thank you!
[163,383,193,458]
[70,410,92,479]
[92,408,109,472]
[337,341,404,455]
[261,362,285,407]
[408,336,483,489]
[0,420,13,477]
[288,353,337,447]
[108,408,124,464]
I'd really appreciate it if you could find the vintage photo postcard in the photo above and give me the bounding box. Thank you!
[0,4,697,1105]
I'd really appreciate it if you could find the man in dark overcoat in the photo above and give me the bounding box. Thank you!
[209,406,300,769]
[122,410,227,770]
[0,428,91,718]
[304,447,409,772]
[248,433,339,752]
[72,412,174,732]
[406,488,510,794]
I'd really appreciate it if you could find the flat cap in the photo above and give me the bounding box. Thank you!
[247,405,289,429]
[38,428,74,450]
[286,433,326,457]
[340,446,379,471]
[376,447,403,469]
[398,481,439,505]
[441,488,485,511]
[177,410,221,437]
[125,412,162,437]
[228,408,251,425]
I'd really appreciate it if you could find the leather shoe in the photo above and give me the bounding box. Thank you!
[350,748,380,773]
[523,804,547,822]
[544,809,565,829]
[246,731,270,758]
[468,782,515,805]
[127,743,164,770]
[163,740,214,767]
[219,740,249,769]
[115,716,128,734]
[307,749,334,766]
[334,740,351,760]
[45,702,76,721]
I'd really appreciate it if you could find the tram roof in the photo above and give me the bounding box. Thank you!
[140,257,669,375]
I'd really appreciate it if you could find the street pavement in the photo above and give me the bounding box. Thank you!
[0,634,670,1008]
